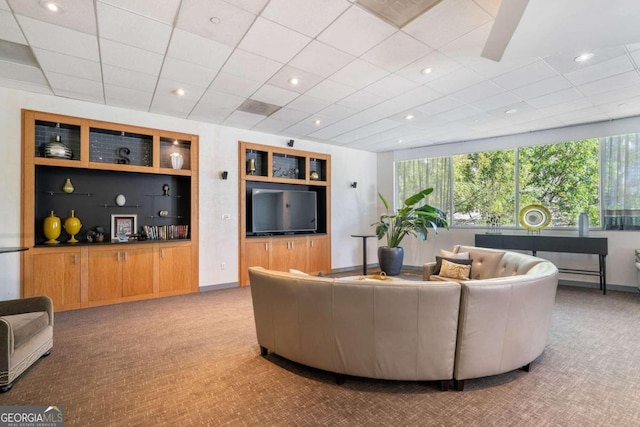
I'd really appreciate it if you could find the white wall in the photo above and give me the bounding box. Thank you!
[0,86,378,299]
[377,117,640,290]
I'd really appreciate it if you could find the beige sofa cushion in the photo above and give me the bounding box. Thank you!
[455,245,505,280]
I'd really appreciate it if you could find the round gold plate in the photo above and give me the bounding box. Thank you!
[519,204,551,232]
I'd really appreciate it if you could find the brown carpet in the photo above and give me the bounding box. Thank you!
[1,285,639,426]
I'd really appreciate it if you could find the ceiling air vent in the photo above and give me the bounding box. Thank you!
[236,99,281,117]
[355,0,443,28]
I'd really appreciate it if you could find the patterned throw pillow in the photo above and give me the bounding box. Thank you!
[433,256,473,275]
[440,259,472,280]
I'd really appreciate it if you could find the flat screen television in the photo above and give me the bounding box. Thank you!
[250,188,317,234]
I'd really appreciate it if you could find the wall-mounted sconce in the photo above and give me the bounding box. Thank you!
[221,171,229,180]
[287,139,294,147]
[350,182,358,188]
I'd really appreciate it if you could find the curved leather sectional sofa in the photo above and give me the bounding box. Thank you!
[248,245,558,390]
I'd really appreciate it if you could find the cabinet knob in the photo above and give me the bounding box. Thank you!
[161,249,165,260]
[116,252,120,262]
[124,251,128,261]
[265,243,268,251]
[73,254,78,264]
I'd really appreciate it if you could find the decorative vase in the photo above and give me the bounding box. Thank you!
[378,246,404,276]
[43,211,61,244]
[578,212,589,237]
[64,210,82,243]
[170,152,184,169]
[62,178,74,193]
[44,135,72,159]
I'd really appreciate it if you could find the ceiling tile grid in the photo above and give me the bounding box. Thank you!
[0,0,639,152]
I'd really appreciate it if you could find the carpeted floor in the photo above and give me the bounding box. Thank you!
[1,284,639,426]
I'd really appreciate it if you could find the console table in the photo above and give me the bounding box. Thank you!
[475,234,608,294]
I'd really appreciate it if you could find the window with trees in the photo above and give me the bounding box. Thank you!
[396,137,606,229]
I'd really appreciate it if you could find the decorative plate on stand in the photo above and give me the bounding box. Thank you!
[519,204,551,232]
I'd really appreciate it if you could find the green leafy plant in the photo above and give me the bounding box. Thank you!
[373,188,448,248]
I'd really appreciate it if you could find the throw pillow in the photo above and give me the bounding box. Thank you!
[440,259,472,280]
[433,256,473,275]
[440,249,470,259]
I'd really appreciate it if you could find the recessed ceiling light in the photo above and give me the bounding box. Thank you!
[404,114,414,120]
[505,108,518,115]
[397,139,404,144]
[574,52,594,63]
[288,77,299,86]
[40,0,63,12]
[173,88,186,96]
[209,17,221,24]
[420,67,432,74]
[313,119,321,125]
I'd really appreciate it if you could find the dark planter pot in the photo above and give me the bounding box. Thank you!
[378,246,404,276]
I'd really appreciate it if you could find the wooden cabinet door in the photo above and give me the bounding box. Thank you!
[122,247,154,297]
[32,250,82,311]
[159,245,192,293]
[270,237,308,272]
[242,239,270,286]
[88,248,123,302]
[308,236,330,275]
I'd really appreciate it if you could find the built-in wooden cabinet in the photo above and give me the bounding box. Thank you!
[238,142,331,286]
[21,110,199,311]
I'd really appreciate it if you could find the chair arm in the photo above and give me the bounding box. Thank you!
[0,296,54,326]
[423,262,437,280]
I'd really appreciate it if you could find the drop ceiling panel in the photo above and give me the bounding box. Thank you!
[317,6,396,57]
[333,119,402,144]
[362,74,419,99]
[221,49,282,85]
[563,55,635,86]
[578,71,640,96]
[526,88,585,109]
[252,117,294,133]
[96,2,172,54]
[266,66,324,94]
[262,0,349,38]
[102,64,157,92]
[238,17,311,63]
[175,0,256,47]
[98,0,181,25]
[511,75,573,100]
[288,41,355,78]
[285,95,333,114]
[396,50,462,84]
[33,48,101,81]
[0,76,52,94]
[425,66,485,94]
[8,0,97,34]
[251,84,299,106]
[305,79,356,103]
[104,84,153,110]
[150,94,198,118]
[543,46,628,75]
[361,31,432,72]
[17,16,99,61]
[188,103,234,123]
[46,72,104,99]
[438,21,493,61]
[329,59,388,90]
[0,60,47,84]
[403,0,492,49]
[159,57,217,88]
[269,107,311,122]
[336,90,384,110]
[0,1,9,11]
[451,80,504,103]
[223,110,270,127]
[208,72,262,98]
[224,0,269,15]
[155,77,206,101]
[197,90,245,110]
[471,91,522,111]
[166,29,233,70]
[0,9,26,44]
[416,95,463,115]
[492,60,559,90]
[99,39,164,76]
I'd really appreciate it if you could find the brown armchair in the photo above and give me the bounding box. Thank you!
[0,296,54,392]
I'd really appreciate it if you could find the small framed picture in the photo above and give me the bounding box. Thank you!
[111,214,137,241]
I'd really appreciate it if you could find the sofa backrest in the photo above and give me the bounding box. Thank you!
[454,245,505,280]
[248,267,462,381]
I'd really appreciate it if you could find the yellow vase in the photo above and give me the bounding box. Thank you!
[62,178,74,193]
[43,211,61,244]
[64,210,82,243]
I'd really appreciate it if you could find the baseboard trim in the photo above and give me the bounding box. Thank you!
[199,283,238,292]
[558,279,639,293]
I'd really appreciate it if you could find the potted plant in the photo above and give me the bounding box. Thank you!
[372,188,448,275]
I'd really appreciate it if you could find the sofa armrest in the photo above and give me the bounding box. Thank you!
[0,296,54,326]
[423,262,437,280]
